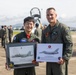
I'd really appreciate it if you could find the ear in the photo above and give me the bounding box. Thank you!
[33,23,35,27]
[56,14,57,17]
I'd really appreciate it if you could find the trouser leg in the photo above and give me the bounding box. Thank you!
[1,37,3,46]
[14,67,36,75]
[46,62,67,75]
[14,68,26,75]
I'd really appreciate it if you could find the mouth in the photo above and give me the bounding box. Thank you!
[49,18,53,20]
[27,27,32,30]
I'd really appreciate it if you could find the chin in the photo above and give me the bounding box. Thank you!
[27,30,32,32]
[49,20,54,23]
[49,21,53,23]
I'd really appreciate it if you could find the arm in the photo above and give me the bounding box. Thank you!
[13,34,19,43]
[41,30,46,43]
[62,26,73,61]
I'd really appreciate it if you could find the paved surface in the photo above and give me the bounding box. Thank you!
[0,35,76,75]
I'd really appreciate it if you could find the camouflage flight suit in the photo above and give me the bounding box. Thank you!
[4,28,9,48]
[41,21,73,75]
[0,28,5,47]
[13,31,39,75]
[34,28,42,41]
[8,28,13,43]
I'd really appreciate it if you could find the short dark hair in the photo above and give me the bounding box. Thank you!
[24,16,35,24]
[1,26,4,28]
[4,25,6,27]
[10,25,12,27]
[35,23,39,27]
[47,7,56,11]
[44,24,47,26]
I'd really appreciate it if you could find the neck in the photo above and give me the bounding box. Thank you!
[25,30,31,35]
[50,23,55,27]
[50,20,57,27]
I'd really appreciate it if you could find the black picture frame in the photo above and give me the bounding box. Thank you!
[5,42,38,69]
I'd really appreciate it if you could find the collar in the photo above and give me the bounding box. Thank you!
[49,20,60,28]
[45,20,60,33]
[24,31,34,39]
[26,34,30,39]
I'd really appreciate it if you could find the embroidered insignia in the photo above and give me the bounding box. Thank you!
[48,45,51,48]
[45,32,50,37]
[20,38,27,42]
[13,36,16,40]
[9,62,14,68]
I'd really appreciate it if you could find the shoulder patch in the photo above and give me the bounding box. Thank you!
[13,36,16,40]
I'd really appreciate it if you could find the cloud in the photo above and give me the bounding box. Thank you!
[0,15,24,25]
[60,14,67,18]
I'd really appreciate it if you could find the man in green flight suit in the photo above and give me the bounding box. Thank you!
[3,25,9,48]
[41,7,73,75]
[0,26,5,47]
[9,16,40,75]
[8,25,13,43]
[34,23,42,42]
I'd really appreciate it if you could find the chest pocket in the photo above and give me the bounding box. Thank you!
[51,31,59,41]
[20,38,28,43]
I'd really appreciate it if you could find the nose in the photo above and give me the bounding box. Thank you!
[47,15,52,18]
[49,15,52,18]
[28,24,31,26]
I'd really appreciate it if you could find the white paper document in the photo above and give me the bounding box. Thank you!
[36,44,63,62]
[9,45,34,65]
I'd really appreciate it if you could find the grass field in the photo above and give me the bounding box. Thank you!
[70,31,76,35]
[13,30,23,35]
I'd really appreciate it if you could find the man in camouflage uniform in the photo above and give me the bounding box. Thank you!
[0,26,5,47]
[41,7,73,75]
[12,16,40,75]
[3,25,9,48]
[34,23,42,41]
[8,25,13,43]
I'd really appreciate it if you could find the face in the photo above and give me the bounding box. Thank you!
[46,9,57,24]
[4,26,7,29]
[10,26,12,29]
[24,21,34,33]
[44,25,47,29]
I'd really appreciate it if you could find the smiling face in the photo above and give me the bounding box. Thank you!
[24,21,34,34]
[46,8,57,24]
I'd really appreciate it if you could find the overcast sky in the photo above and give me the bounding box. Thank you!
[0,0,76,25]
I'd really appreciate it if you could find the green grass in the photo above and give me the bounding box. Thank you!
[13,30,23,35]
[13,30,76,36]
[71,31,76,35]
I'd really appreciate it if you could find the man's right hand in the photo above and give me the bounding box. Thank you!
[5,63,10,70]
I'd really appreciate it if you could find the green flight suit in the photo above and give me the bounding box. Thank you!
[41,21,73,75]
[34,28,42,41]
[3,28,9,48]
[13,31,39,75]
[0,28,5,47]
[8,28,13,43]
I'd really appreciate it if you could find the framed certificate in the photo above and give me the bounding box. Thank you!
[5,43,38,69]
[36,44,63,62]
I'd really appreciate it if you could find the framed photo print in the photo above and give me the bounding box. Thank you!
[5,43,38,69]
[36,43,63,62]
